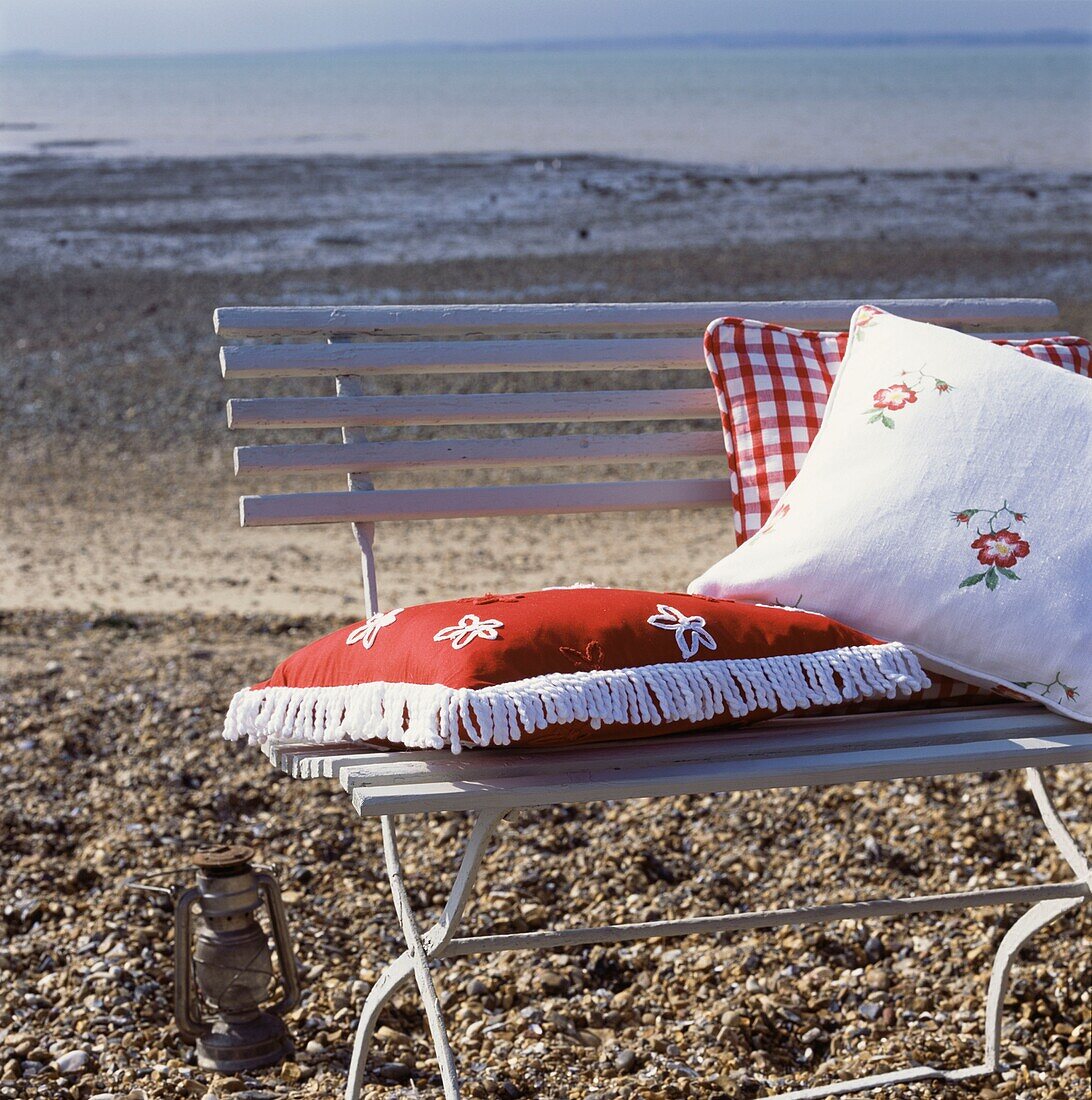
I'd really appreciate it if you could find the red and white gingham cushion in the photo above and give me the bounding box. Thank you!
[702,314,1091,707]
[704,317,1092,543]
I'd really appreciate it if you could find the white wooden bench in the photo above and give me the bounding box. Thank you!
[215,298,1091,1100]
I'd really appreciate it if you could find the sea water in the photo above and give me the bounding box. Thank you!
[1,44,1089,169]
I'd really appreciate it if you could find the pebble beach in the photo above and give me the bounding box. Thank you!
[1,150,1090,1098]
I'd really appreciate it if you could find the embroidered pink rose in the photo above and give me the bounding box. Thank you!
[852,306,882,338]
[865,365,953,428]
[872,383,917,412]
[955,502,1029,590]
[751,500,790,541]
[971,529,1030,570]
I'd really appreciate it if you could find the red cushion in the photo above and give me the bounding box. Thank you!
[224,588,929,752]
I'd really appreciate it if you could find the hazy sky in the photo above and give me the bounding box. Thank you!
[3,0,1091,56]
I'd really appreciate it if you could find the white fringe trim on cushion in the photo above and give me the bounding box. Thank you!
[222,642,929,755]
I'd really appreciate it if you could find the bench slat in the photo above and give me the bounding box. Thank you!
[233,429,727,475]
[266,706,982,778]
[227,389,718,430]
[334,705,1067,791]
[239,476,732,526]
[265,705,1074,782]
[350,728,1092,815]
[221,332,1072,380]
[214,298,1061,339]
[265,704,1017,777]
[220,337,701,378]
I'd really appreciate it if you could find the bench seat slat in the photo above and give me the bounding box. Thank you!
[239,476,732,526]
[265,703,1035,777]
[227,389,718,430]
[333,705,1070,790]
[265,705,1013,778]
[349,727,1092,815]
[214,298,1061,339]
[233,430,727,475]
[265,705,1082,784]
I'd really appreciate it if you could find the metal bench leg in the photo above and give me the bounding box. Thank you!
[1024,767,1091,888]
[982,895,1083,1072]
[977,767,1092,1069]
[345,809,507,1100]
[767,767,1090,1100]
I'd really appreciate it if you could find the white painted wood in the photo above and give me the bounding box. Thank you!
[221,332,1070,381]
[266,706,1077,782]
[214,298,1060,338]
[334,370,380,618]
[220,336,701,378]
[226,388,718,430]
[986,332,1071,340]
[221,297,1085,1100]
[332,706,1072,792]
[440,881,1087,957]
[233,429,727,475]
[327,703,1010,782]
[349,727,1092,815]
[239,476,732,526]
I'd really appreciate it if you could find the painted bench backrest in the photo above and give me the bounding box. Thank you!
[216,298,1063,613]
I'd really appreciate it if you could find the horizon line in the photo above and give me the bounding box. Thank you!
[4,27,1090,61]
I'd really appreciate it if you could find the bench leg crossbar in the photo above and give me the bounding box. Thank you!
[344,768,1090,1100]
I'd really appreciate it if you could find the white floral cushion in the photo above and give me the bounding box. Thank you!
[690,305,1092,722]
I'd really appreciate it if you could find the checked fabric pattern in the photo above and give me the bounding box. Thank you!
[703,318,1092,543]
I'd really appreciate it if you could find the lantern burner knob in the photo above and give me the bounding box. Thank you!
[193,844,256,876]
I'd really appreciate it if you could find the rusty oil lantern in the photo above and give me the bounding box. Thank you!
[170,844,301,1072]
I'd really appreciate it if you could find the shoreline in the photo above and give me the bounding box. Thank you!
[3,153,1089,275]
[1,155,1089,617]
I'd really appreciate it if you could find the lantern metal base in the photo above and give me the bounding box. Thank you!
[195,1013,294,1074]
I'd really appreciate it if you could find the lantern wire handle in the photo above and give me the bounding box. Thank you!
[172,886,205,1040]
[125,863,277,902]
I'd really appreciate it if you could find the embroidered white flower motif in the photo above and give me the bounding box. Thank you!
[433,614,503,650]
[345,608,403,650]
[647,604,716,660]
